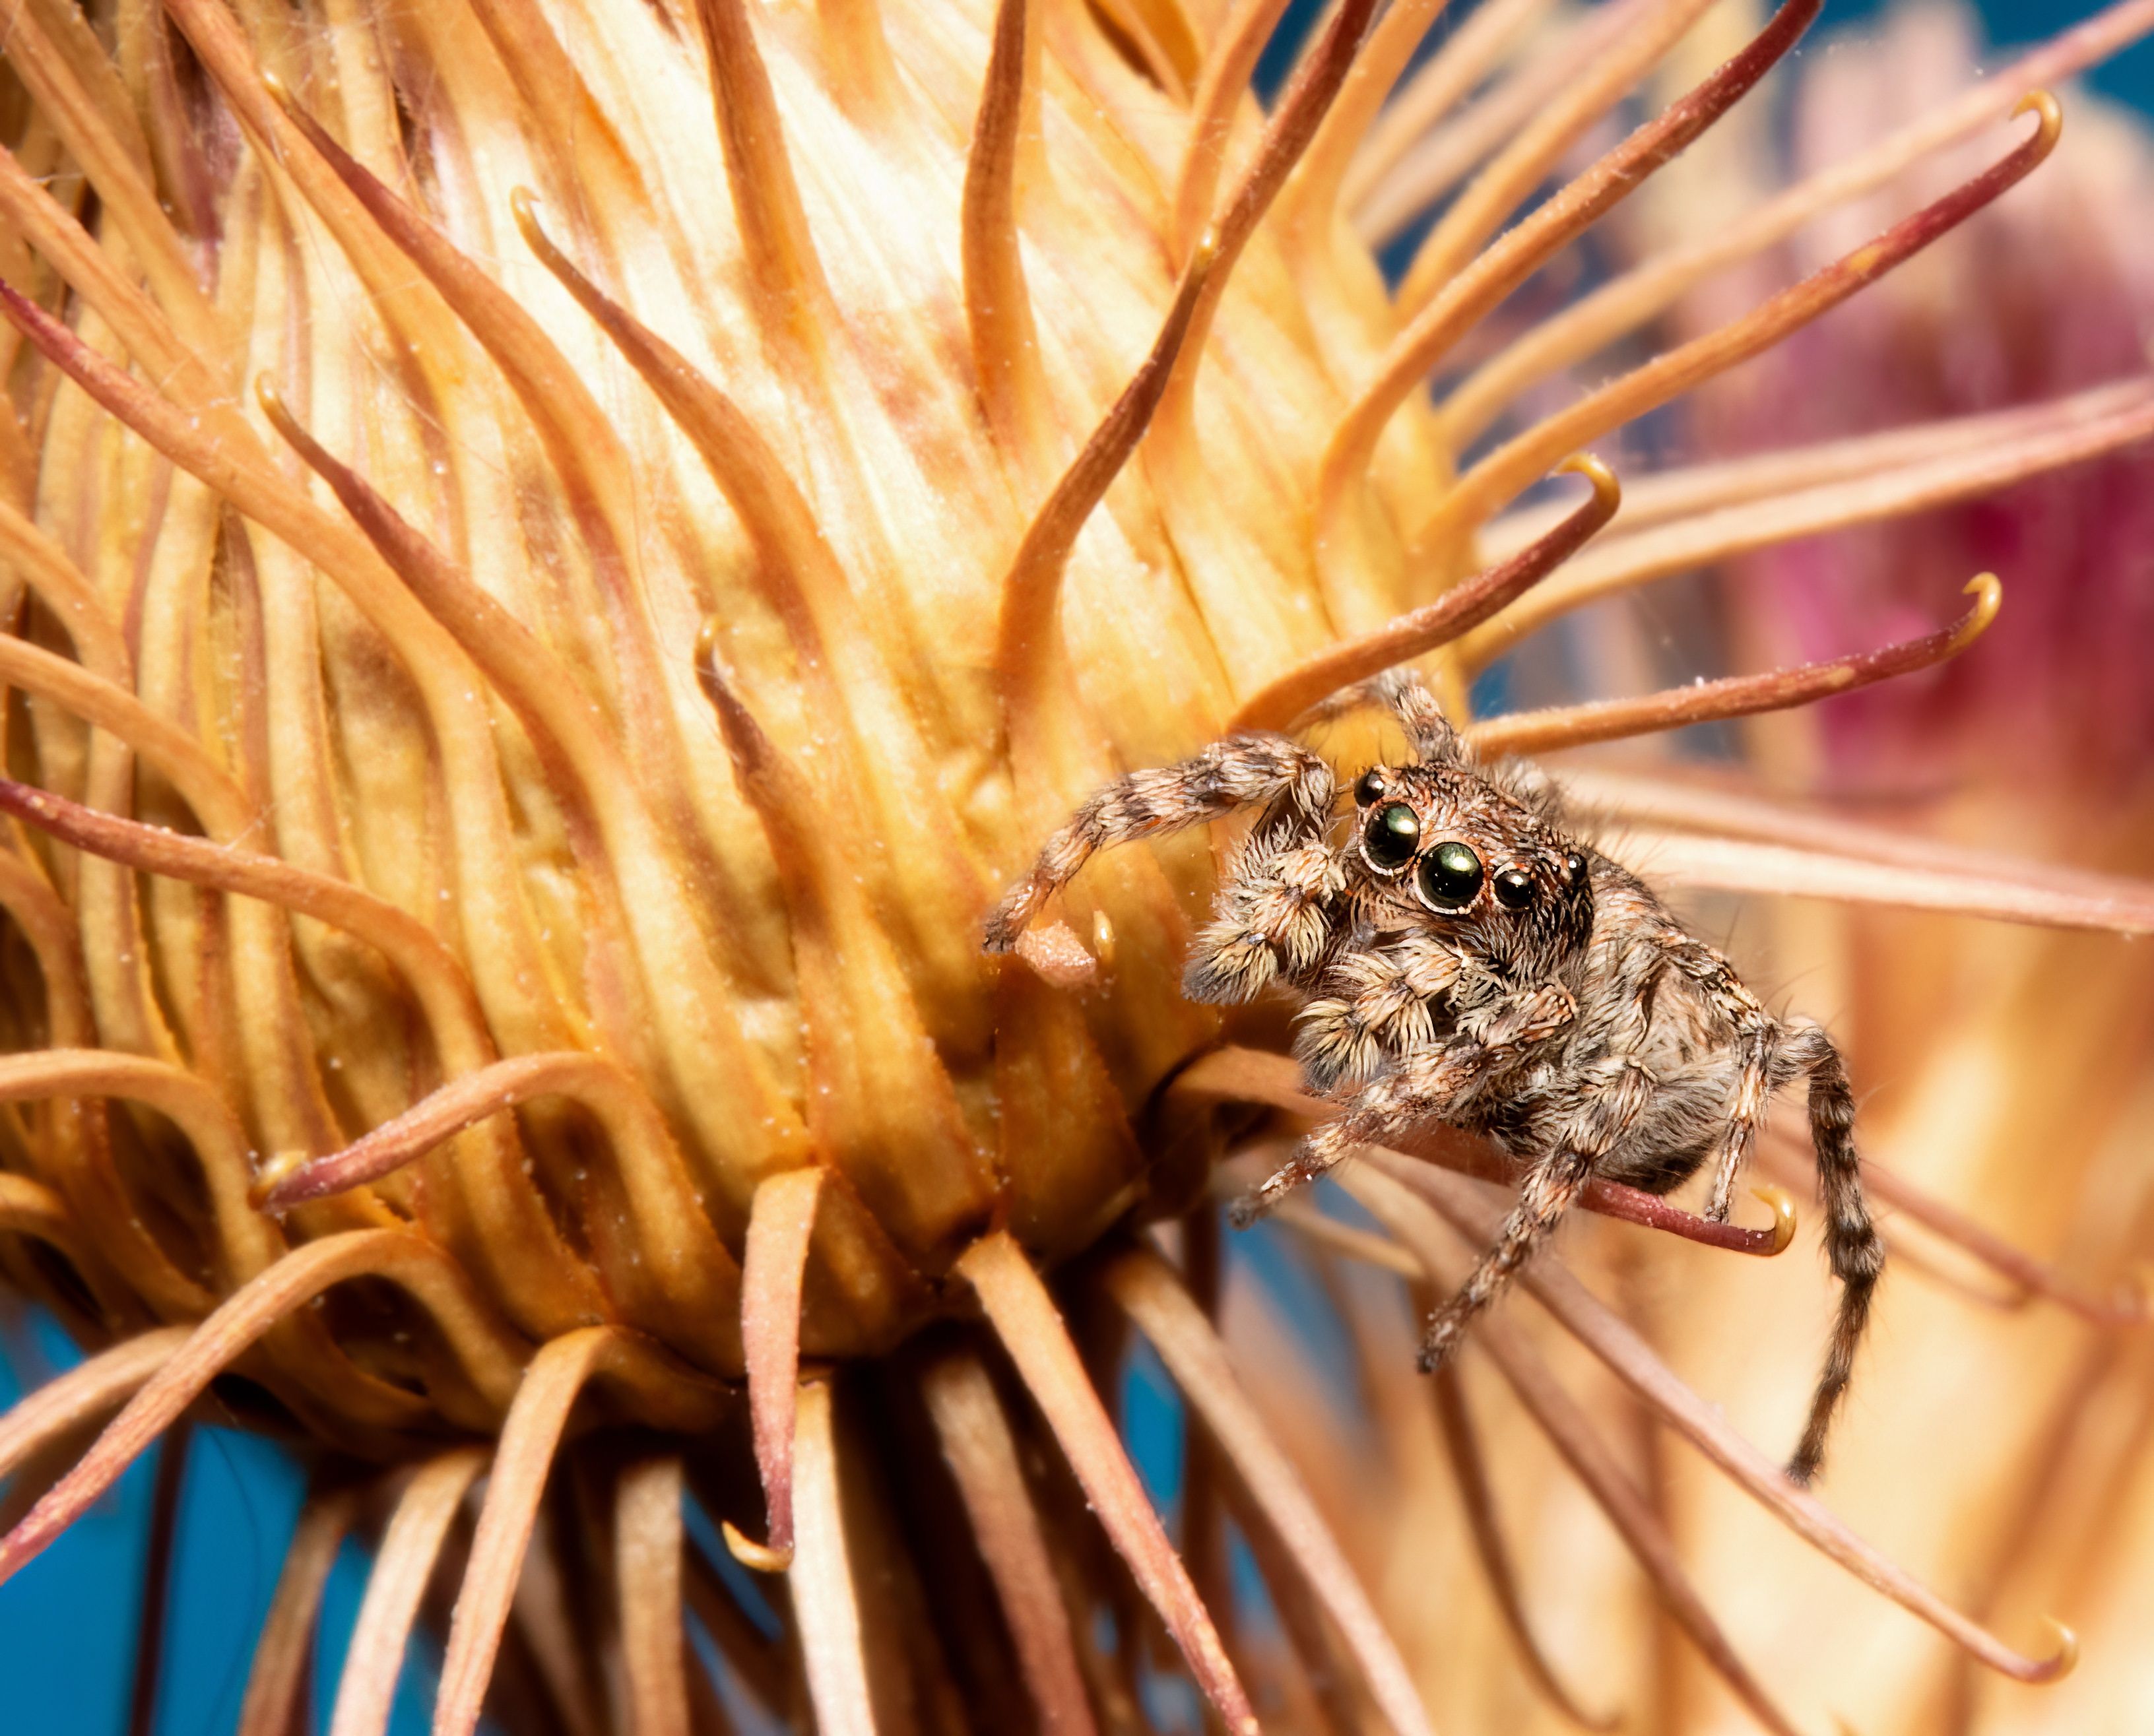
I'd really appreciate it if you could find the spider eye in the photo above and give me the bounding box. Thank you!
[1564,852,1587,882]
[1353,767,1388,807]
[1493,867,1538,910]
[1416,841,1483,911]
[1362,802,1420,871]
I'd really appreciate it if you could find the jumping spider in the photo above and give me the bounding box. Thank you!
[985,673,1881,1483]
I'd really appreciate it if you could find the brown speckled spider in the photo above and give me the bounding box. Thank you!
[985,672,1881,1483]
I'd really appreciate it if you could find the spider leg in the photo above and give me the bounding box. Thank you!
[983,734,1335,950]
[1779,1019,1883,1485]
[1649,930,1776,1223]
[1230,1043,1484,1229]
[1291,936,1464,1091]
[1231,982,1576,1225]
[1420,1058,1656,1372]
[1296,670,1463,764]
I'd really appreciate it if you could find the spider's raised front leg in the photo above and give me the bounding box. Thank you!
[1296,669,1463,765]
[1419,1056,1654,1372]
[1231,981,1576,1226]
[983,734,1336,951]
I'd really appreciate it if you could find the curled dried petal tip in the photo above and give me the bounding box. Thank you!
[1749,1183,1798,1256]
[720,1518,793,1574]
[1554,451,1621,519]
[1951,572,2004,653]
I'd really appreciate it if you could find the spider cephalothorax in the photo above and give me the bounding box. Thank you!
[986,673,1883,1483]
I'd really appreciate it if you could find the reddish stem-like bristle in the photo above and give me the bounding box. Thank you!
[1346,1166,1811,1736]
[124,1424,189,1736]
[616,1456,693,1736]
[1629,832,2154,936]
[0,1232,527,1586]
[734,1167,828,1568]
[1379,1152,2081,1684]
[328,1450,489,1736]
[922,1349,1101,1736]
[434,1332,618,1736]
[964,0,1053,474]
[1466,573,2000,754]
[237,1485,359,1736]
[1233,455,1619,732]
[1414,90,2064,562]
[1103,1244,1435,1736]
[1428,1368,1616,1731]
[789,1377,878,1736]
[960,1231,1259,1735]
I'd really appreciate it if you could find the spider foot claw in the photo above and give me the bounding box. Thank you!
[1226,1188,1268,1230]
[1417,1315,1464,1374]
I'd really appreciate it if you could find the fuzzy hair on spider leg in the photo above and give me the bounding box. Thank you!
[983,673,1885,1481]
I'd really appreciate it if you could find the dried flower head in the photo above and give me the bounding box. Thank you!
[0,0,2151,1731]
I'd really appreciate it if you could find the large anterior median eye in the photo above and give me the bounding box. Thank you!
[1416,841,1484,911]
[1361,802,1420,871]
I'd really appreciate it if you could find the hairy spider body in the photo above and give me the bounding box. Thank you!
[985,676,1881,1483]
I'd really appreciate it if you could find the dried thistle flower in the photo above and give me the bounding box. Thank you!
[0,1,2150,1731]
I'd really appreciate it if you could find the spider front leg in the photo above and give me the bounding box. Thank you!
[1420,1056,1656,1372]
[1295,669,1462,764]
[1230,981,1577,1226]
[982,734,1336,951]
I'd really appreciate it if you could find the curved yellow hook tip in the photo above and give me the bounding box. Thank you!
[2036,1617,2080,1681]
[694,614,723,671]
[2013,88,2064,151]
[253,371,284,416]
[1950,573,2004,651]
[1749,1183,1798,1256]
[509,187,556,260]
[720,1519,793,1575]
[248,1148,308,1213]
[259,68,291,104]
[1555,451,1621,512]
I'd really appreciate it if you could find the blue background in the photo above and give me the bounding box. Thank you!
[1,1,2143,1731]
